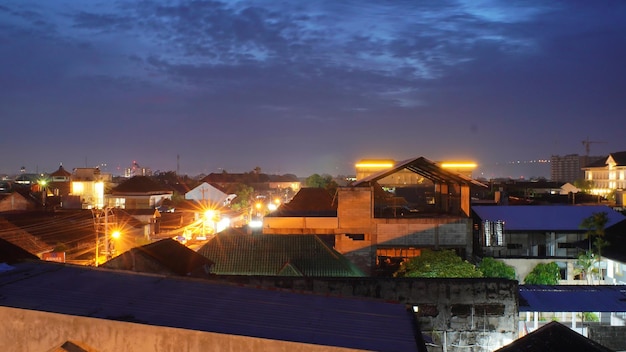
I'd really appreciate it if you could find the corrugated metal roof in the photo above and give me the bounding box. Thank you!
[519,285,626,312]
[472,205,626,231]
[0,261,419,351]
[198,229,365,277]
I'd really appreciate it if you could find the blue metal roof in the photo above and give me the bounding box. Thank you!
[519,285,626,312]
[472,205,626,231]
[0,261,419,351]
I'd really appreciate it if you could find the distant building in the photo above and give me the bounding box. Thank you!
[124,160,152,178]
[68,167,112,209]
[583,151,626,206]
[551,154,603,183]
[108,176,172,210]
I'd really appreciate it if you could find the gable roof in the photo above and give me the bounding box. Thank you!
[269,187,337,217]
[50,165,72,177]
[110,176,172,195]
[102,238,214,276]
[495,321,613,352]
[353,156,486,187]
[472,205,626,231]
[519,285,626,312]
[586,151,626,168]
[0,261,420,351]
[0,211,96,248]
[197,229,364,277]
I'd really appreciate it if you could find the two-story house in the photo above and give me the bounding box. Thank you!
[471,205,626,282]
[583,151,626,206]
[263,156,487,276]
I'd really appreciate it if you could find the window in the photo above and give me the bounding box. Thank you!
[483,220,504,246]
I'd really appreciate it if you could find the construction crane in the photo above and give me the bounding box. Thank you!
[582,137,606,156]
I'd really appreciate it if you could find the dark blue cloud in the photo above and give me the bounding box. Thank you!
[0,0,623,178]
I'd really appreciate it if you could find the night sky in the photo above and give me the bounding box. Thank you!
[1,1,625,179]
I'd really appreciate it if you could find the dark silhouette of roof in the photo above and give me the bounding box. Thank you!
[0,237,39,264]
[50,164,71,177]
[197,228,364,277]
[495,321,614,352]
[102,238,213,276]
[201,172,270,184]
[269,187,337,217]
[586,151,626,167]
[0,261,421,351]
[111,176,172,195]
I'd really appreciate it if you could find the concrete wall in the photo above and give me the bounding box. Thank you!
[207,276,519,352]
[0,306,361,352]
[587,325,626,351]
[263,216,339,234]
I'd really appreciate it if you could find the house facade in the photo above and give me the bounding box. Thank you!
[107,176,173,210]
[583,151,626,206]
[472,205,626,283]
[263,157,486,276]
[68,167,112,209]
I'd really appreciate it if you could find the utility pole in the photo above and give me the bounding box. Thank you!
[92,207,117,266]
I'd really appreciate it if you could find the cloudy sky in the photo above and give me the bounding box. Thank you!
[1,1,624,178]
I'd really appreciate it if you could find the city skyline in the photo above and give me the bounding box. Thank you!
[1,1,624,178]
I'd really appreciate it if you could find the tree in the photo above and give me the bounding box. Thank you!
[524,262,560,285]
[305,173,339,194]
[477,257,516,280]
[580,211,609,280]
[394,249,483,278]
[574,251,597,284]
[228,184,254,211]
[580,211,609,256]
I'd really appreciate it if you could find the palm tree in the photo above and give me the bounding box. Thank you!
[580,212,609,281]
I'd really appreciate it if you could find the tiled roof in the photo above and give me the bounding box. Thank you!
[197,229,364,277]
[102,238,214,276]
[519,285,626,312]
[0,211,97,248]
[472,205,626,231]
[201,172,271,184]
[269,187,337,217]
[495,321,613,352]
[111,176,172,195]
[609,151,626,166]
[50,165,71,177]
[586,151,626,168]
[0,217,51,255]
[0,237,39,264]
[0,261,420,351]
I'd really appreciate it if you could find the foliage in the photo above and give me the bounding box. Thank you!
[477,257,516,280]
[394,249,483,278]
[580,211,609,256]
[524,262,560,285]
[228,184,254,211]
[573,179,594,192]
[53,243,69,252]
[306,173,339,194]
[580,312,599,322]
[574,251,597,284]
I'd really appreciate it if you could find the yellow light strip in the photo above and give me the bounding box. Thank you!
[355,162,395,168]
[440,162,477,169]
